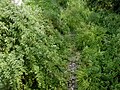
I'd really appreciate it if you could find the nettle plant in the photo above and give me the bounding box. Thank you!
[0,1,69,90]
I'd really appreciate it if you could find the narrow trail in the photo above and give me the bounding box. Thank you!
[68,51,80,90]
[67,32,80,90]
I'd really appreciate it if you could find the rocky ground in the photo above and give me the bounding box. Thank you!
[68,52,80,90]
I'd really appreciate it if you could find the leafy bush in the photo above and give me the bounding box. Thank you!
[0,1,70,89]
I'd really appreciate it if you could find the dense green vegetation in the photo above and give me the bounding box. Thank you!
[0,0,120,90]
[65,0,120,89]
[86,0,120,13]
[0,0,70,89]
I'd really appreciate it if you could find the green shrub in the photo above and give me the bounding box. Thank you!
[0,1,69,89]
